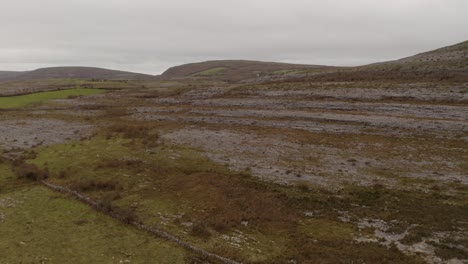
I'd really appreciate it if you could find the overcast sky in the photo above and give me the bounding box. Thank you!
[1,0,467,74]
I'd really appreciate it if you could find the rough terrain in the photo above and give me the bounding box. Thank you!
[0,41,467,263]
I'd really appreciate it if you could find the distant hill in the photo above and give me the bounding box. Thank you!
[160,60,331,81]
[0,67,153,83]
[161,41,468,82]
[2,41,466,84]
[0,71,24,82]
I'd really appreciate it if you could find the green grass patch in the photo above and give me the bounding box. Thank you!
[273,69,300,75]
[191,67,227,76]
[273,68,325,75]
[0,88,105,109]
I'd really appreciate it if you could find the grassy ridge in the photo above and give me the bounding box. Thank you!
[0,88,105,109]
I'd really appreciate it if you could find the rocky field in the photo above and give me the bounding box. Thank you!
[0,77,466,264]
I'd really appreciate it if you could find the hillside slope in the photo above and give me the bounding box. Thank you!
[364,40,468,71]
[161,41,468,83]
[0,71,24,82]
[2,41,466,84]
[0,67,153,83]
[304,40,468,82]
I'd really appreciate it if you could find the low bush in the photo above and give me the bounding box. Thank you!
[69,179,122,192]
[114,207,140,223]
[296,181,311,191]
[191,223,212,239]
[96,158,143,169]
[96,193,139,223]
[14,163,49,181]
[103,107,128,118]
[105,123,159,143]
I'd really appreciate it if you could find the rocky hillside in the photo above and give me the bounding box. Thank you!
[365,40,468,71]
[0,71,23,82]
[306,40,468,82]
[162,41,468,83]
[161,60,330,81]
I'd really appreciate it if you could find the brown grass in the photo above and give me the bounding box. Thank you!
[158,171,298,232]
[68,179,122,192]
[105,123,159,141]
[14,162,49,181]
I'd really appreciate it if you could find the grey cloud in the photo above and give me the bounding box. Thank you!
[1,0,467,74]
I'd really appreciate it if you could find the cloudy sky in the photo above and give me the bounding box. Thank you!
[1,0,467,74]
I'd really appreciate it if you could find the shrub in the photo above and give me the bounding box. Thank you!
[296,181,310,191]
[69,179,122,192]
[191,223,212,239]
[98,195,115,212]
[97,194,139,223]
[58,170,68,179]
[20,150,38,160]
[96,158,143,169]
[14,163,48,181]
[114,207,140,223]
[103,107,128,118]
[105,123,159,143]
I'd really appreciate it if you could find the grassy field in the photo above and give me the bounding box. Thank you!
[17,122,455,263]
[0,88,105,109]
[191,67,227,76]
[0,162,188,263]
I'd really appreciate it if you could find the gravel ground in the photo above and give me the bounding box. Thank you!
[227,85,468,102]
[162,127,467,189]
[0,119,93,150]
[134,84,468,139]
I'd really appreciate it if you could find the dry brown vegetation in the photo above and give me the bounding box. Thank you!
[68,179,122,192]
[14,162,49,181]
[105,123,159,140]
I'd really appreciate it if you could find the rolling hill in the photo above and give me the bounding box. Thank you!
[160,60,332,81]
[0,66,153,83]
[161,41,468,82]
[1,40,466,84]
[369,40,468,70]
[301,40,468,82]
[0,71,24,82]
